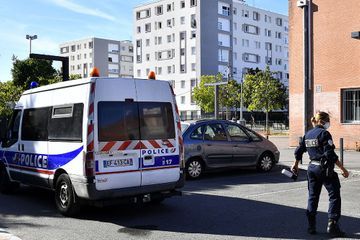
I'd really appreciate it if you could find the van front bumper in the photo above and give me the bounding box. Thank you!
[71,172,185,201]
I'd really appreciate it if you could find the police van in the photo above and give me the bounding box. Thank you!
[0,74,184,216]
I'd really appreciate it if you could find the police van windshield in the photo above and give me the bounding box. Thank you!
[98,101,175,141]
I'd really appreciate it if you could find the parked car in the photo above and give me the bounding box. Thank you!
[183,119,280,179]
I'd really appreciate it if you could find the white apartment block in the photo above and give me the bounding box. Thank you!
[134,0,289,120]
[60,38,134,78]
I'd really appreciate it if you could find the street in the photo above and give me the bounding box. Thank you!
[1,165,360,240]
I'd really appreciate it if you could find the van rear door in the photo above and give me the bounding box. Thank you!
[95,78,141,190]
[135,80,180,186]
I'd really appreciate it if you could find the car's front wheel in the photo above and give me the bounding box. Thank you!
[186,158,204,179]
[256,153,274,172]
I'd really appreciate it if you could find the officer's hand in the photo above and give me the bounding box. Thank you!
[291,163,299,175]
[341,168,349,178]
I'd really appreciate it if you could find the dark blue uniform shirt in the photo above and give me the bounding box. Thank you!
[294,125,338,164]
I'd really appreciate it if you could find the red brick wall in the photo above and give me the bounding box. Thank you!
[289,0,360,149]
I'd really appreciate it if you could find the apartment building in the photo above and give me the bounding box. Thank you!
[60,38,134,78]
[134,0,288,119]
[289,0,360,149]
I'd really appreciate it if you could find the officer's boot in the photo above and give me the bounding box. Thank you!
[307,213,316,234]
[327,219,345,237]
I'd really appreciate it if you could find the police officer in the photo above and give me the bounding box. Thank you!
[291,111,349,237]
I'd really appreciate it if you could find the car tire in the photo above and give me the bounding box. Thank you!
[256,153,274,172]
[186,158,204,179]
[0,165,18,194]
[55,173,81,216]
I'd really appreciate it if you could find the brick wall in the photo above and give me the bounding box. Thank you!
[289,0,360,149]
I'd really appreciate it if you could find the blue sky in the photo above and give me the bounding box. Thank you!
[0,0,288,82]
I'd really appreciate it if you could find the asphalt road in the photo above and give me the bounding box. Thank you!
[1,166,360,240]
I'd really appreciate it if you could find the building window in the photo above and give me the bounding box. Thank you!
[342,89,360,123]
[181,16,185,25]
[71,45,76,52]
[221,5,230,16]
[146,54,150,61]
[145,23,151,32]
[242,10,249,18]
[276,17,283,26]
[61,47,69,54]
[253,11,260,21]
[181,1,185,8]
[181,96,185,104]
[137,69,141,77]
[191,47,196,55]
[136,9,151,20]
[191,78,197,87]
[190,0,197,7]
[155,5,163,15]
[89,42,93,49]
[242,53,260,63]
[233,7,237,15]
[243,24,259,35]
[191,63,196,71]
[181,80,186,88]
[137,26,141,33]
[191,30,196,38]
[276,32,282,39]
[265,29,272,37]
[167,66,172,74]
[146,39,150,46]
[242,39,249,47]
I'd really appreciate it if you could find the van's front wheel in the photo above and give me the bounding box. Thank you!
[0,165,18,194]
[55,174,81,216]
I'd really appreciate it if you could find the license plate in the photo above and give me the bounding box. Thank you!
[103,158,133,168]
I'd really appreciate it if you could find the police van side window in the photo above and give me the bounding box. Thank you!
[48,103,83,141]
[98,102,140,141]
[139,102,175,140]
[2,109,22,147]
[22,107,50,141]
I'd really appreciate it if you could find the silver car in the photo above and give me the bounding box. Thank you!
[183,120,280,179]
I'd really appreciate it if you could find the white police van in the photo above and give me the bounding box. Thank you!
[0,76,184,216]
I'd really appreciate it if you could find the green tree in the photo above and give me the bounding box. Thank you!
[69,74,82,80]
[220,79,241,119]
[192,74,221,113]
[11,58,57,89]
[243,66,287,134]
[0,81,23,117]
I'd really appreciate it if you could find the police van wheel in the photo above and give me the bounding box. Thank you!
[0,165,18,194]
[186,159,204,179]
[55,174,81,216]
[256,153,274,172]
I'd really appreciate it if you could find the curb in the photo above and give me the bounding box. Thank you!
[0,229,22,240]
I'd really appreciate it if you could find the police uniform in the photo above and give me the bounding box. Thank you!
[294,125,342,234]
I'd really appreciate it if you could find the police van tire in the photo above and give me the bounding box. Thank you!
[55,174,81,216]
[186,158,204,179]
[0,165,17,194]
[256,153,274,172]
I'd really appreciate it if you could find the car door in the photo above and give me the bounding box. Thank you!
[202,123,232,167]
[224,123,258,166]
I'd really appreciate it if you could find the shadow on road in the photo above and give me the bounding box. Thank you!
[1,177,359,239]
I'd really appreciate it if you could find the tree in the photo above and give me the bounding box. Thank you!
[0,81,23,117]
[11,58,57,89]
[243,66,287,134]
[220,79,241,119]
[192,74,220,113]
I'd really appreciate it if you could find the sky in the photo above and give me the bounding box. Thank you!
[0,0,288,82]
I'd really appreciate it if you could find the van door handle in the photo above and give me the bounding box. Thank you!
[18,144,20,151]
[21,144,24,151]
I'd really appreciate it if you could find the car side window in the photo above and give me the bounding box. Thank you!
[204,124,227,141]
[190,125,203,140]
[244,128,262,142]
[225,124,249,142]
[3,109,22,147]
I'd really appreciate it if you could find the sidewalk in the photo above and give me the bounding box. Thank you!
[0,229,21,240]
[269,136,360,174]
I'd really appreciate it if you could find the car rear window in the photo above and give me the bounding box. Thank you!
[98,101,174,141]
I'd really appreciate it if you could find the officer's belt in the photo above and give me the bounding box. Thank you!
[310,160,321,166]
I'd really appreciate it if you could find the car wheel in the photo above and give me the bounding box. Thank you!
[186,159,204,179]
[0,165,18,194]
[55,174,81,216]
[257,153,274,172]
